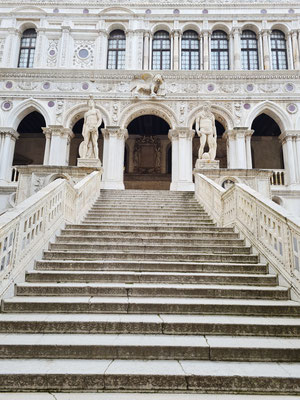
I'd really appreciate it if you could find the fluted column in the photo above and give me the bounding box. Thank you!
[101,127,128,190]
[143,31,150,69]
[168,128,194,191]
[58,23,71,68]
[203,30,210,70]
[0,128,19,182]
[173,30,180,70]
[279,130,300,185]
[232,28,241,70]
[291,30,300,70]
[262,29,271,70]
[43,126,73,166]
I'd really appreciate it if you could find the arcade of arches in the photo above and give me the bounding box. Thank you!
[10,109,285,190]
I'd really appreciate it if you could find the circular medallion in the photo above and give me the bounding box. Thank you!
[83,8,89,14]
[1,101,12,111]
[43,82,50,90]
[173,9,180,14]
[78,49,89,59]
[244,103,251,110]
[285,83,294,92]
[207,84,214,92]
[287,103,297,114]
[202,9,208,14]
[5,81,13,89]
[48,101,55,108]
[247,84,254,92]
[145,9,151,14]
[82,83,89,90]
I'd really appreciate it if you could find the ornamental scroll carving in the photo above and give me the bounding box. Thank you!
[133,136,161,174]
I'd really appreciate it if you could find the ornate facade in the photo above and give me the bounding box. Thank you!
[0,0,300,214]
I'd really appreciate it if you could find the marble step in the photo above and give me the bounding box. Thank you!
[3,297,300,316]
[35,260,268,274]
[56,235,243,246]
[83,219,215,226]
[89,206,205,212]
[15,283,288,300]
[0,359,299,393]
[1,313,299,337]
[43,250,259,263]
[65,224,234,233]
[26,270,276,286]
[0,333,299,362]
[60,229,240,239]
[49,242,252,255]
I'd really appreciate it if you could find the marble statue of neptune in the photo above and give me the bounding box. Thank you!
[195,102,217,161]
[79,97,102,159]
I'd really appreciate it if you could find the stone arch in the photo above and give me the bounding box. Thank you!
[245,101,291,133]
[8,99,50,131]
[17,21,39,32]
[211,23,231,35]
[181,24,201,36]
[63,102,110,130]
[187,104,234,131]
[119,102,177,129]
[106,23,128,35]
[44,173,75,186]
[151,24,172,35]
[270,23,290,36]
[240,23,260,36]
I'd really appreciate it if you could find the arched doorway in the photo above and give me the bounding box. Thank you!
[69,118,104,166]
[251,113,283,169]
[13,111,46,166]
[192,119,227,167]
[125,115,171,189]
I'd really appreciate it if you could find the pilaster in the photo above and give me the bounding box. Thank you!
[101,127,128,190]
[279,130,300,185]
[169,128,194,191]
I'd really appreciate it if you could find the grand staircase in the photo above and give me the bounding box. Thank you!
[1,189,300,395]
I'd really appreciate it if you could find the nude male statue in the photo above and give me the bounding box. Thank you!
[79,97,102,159]
[195,102,217,161]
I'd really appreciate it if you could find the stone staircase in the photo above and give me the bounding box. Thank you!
[1,189,300,395]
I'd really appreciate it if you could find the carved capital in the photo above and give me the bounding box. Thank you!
[279,130,300,143]
[102,127,128,140]
[168,129,179,141]
[43,125,73,139]
[0,128,19,141]
[231,127,253,139]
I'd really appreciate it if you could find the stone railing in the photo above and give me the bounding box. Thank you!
[195,172,300,298]
[270,169,285,186]
[0,170,101,298]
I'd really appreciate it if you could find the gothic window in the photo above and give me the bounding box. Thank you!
[152,30,171,70]
[241,30,259,70]
[271,30,288,70]
[211,30,229,70]
[107,30,126,69]
[181,30,200,70]
[18,29,37,68]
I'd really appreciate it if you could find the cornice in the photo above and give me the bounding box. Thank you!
[1,68,299,81]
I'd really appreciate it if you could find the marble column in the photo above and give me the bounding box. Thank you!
[168,128,194,191]
[43,130,51,165]
[143,31,150,70]
[291,30,300,70]
[279,131,300,185]
[173,30,180,70]
[43,126,73,166]
[232,28,241,70]
[223,130,236,169]
[0,128,19,182]
[262,29,270,70]
[101,127,128,190]
[203,30,209,70]
[224,128,251,169]
[258,32,264,70]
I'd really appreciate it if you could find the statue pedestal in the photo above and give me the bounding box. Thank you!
[195,159,220,169]
[77,158,101,168]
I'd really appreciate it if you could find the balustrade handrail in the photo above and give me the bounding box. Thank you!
[0,171,101,298]
[194,172,300,297]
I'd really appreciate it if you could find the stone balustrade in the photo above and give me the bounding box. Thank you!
[0,170,102,298]
[195,171,300,298]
